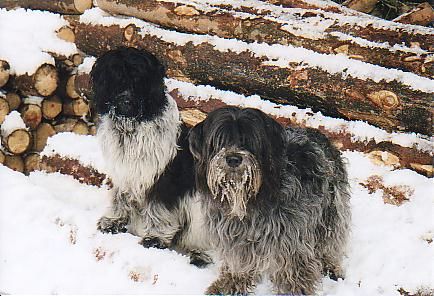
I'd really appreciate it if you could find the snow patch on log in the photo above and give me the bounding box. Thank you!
[166,79,433,153]
[77,56,97,74]
[0,8,77,75]
[80,8,434,93]
[41,132,106,174]
[1,111,27,137]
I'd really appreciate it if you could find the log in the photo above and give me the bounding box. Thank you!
[393,2,434,27]
[9,64,59,97]
[343,0,379,13]
[169,88,433,177]
[42,95,62,120]
[0,0,93,14]
[56,26,75,43]
[74,20,434,135]
[258,0,350,13]
[54,118,89,135]
[66,75,80,99]
[20,104,42,130]
[63,98,89,116]
[67,71,434,177]
[40,154,109,187]
[5,92,21,111]
[4,155,24,173]
[24,152,41,175]
[0,60,10,88]
[3,129,32,155]
[96,0,433,77]
[0,150,5,165]
[33,123,56,152]
[257,0,434,52]
[0,97,10,124]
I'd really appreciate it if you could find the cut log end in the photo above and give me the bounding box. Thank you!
[63,98,90,116]
[0,60,10,88]
[66,75,80,99]
[0,150,5,165]
[5,129,32,155]
[42,96,63,120]
[4,155,24,173]
[24,153,41,175]
[0,97,10,124]
[21,104,42,130]
[34,64,58,97]
[33,123,56,152]
[74,0,93,13]
[5,93,21,111]
[57,26,76,43]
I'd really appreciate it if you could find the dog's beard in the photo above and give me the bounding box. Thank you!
[206,149,262,220]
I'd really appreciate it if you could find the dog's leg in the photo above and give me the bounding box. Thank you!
[97,189,130,234]
[136,201,181,250]
[270,254,322,295]
[206,267,256,295]
[188,249,213,268]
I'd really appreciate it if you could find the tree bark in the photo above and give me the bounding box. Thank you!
[0,0,92,14]
[258,0,433,48]
[343,0,379,13]
[96,0,433,77]
[40,154,110,187]
[393,2,434,27]
[8,64,59,97]
[74,21,433,135]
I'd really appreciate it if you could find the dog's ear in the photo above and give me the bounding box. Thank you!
[188,121,204,160]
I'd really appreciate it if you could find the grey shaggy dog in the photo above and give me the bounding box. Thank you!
[189,106,351,295]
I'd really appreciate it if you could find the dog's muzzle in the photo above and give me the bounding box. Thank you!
[207,147,262,220]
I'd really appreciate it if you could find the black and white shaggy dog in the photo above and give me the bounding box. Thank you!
[189,106,351,294]
[91,47,210,266]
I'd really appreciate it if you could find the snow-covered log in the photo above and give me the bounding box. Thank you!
[0,60,10,88]
[74,13,434,136]
[40,154,109,187]
[8,64,59,97]
[68,69,433,177]
[96,0,433,77]
[1,111,32,155]
[0,0,93,14]
[393,3,434,27]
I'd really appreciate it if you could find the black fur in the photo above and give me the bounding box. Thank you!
[90,46,167,121]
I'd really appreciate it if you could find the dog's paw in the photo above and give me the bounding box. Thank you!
[97,216,128,234]
[189,250,213,268]
[139,237,168,249]
[206,274,252,295]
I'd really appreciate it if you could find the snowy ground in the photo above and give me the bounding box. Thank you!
[0,133,433,295]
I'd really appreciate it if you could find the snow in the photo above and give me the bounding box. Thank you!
[23,96,44,106]
[80,8,434,93]
[1,135,433,295]
[0,110,27,137]
[0,8,77,75]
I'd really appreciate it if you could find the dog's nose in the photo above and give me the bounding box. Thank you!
[226,155,243,168]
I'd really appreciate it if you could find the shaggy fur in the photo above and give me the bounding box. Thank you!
[189,107,351,294]
[91,47,210,265]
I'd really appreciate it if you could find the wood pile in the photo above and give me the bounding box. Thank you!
[0,0,433,178]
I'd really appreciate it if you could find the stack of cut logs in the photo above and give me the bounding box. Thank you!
[0,0,433,179]
[0,0,95,174]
